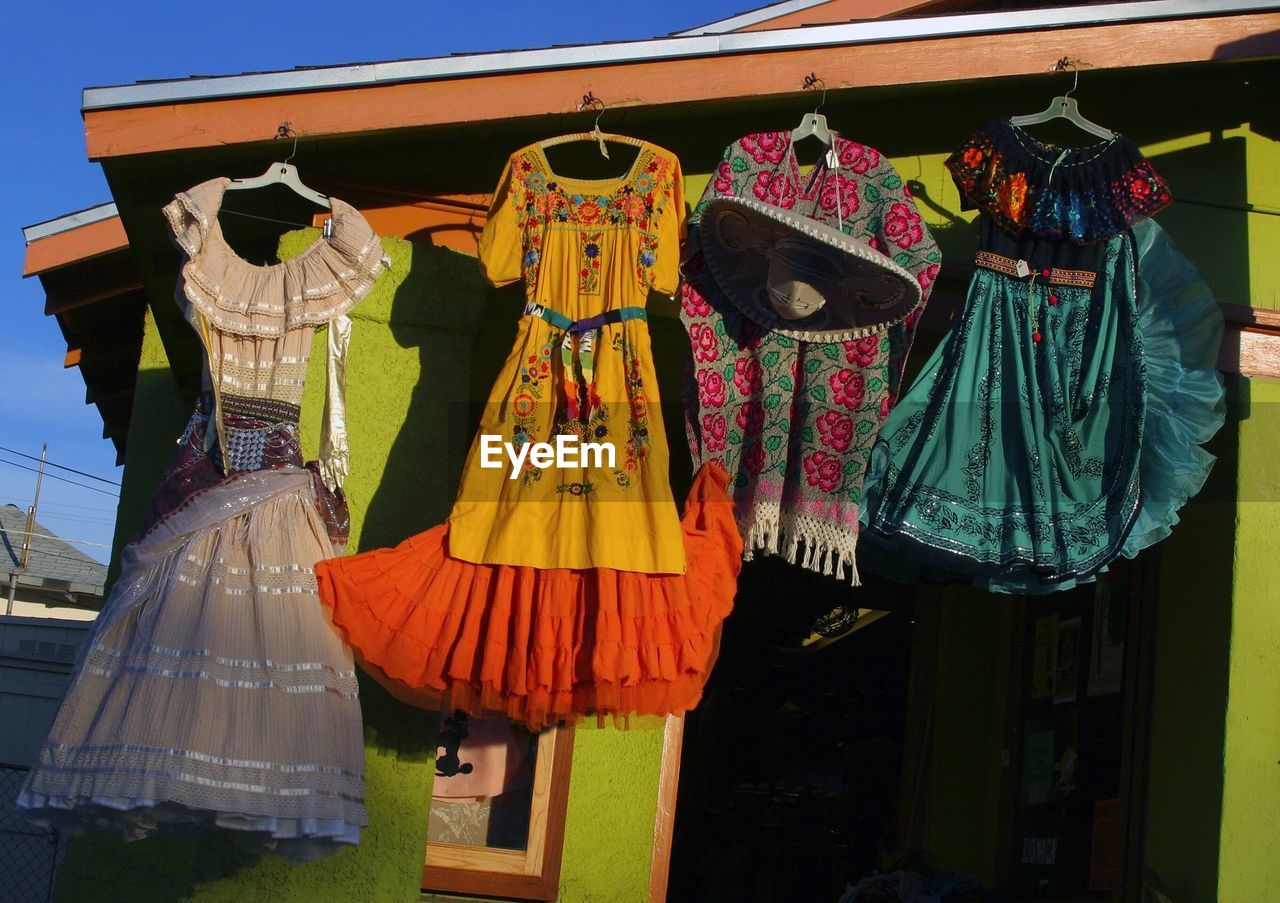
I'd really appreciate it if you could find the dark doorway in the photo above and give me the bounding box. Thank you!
[669,557,915,902]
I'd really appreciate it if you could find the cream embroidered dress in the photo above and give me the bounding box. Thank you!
[18,178,389,860]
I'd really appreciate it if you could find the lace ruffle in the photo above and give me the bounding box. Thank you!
[945,118,1172,243]
[162,178,390,338]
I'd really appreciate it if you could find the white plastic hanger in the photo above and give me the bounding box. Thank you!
[540,94,645,161]
[1009,59,1116,141]
[227,124,331,210]
[791,74,834,148]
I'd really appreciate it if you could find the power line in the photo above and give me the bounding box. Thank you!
[0,457,120,497]
[12,531,112,550]
[0,445,120,486]
[2,498,118,517]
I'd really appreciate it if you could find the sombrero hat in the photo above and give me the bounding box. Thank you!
[700,196,921,341]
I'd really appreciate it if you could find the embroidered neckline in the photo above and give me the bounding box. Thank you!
[945,118,1172,244]
[529,140,652,190]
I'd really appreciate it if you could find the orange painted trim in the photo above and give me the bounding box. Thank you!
[24,216,129,275]
[83,13,1280,160]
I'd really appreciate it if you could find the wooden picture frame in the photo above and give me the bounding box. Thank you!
[421,723,575,901]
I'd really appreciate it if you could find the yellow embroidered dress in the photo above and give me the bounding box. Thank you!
[317,141,743,729]
[451,141,686,572]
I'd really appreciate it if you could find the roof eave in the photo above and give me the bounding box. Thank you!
[81,0,1279,112]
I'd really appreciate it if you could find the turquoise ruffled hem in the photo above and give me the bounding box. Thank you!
[1115,218,1225,559]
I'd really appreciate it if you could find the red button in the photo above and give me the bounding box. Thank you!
[1041,268,1051,278]
[1033,330,1043,343]
[1049,294,1060,306]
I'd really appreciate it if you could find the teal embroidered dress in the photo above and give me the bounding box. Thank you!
[860,119,1224,594]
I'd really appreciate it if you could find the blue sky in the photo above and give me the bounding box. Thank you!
[0,0,746,561]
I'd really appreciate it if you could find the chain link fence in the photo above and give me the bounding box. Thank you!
[0,765,63,903]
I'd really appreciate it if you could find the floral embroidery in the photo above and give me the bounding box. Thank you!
[803,451,841,492]
[697,369,727,408]
[818,174,860,220]
[744,442,767,475]
[945,119,1173,242]
[509,145,679,299]
[844,335,879,367]
[816,410,854,451]
[579,232,603,294]
[619,336,651,476]
[839,141,881,174]
[741,132,788,165]
[733,358,763,396]
[511,341,555,486]
[690,323,720,362]
[682,283,713,319]
[830,369,866,410]
[736,402,765,436]
[714,160,735,194]
[703,413,728,453]
[753,170,797,209]
[996,172,1029,225]
[555,481,595,496]
[884,202,924,249]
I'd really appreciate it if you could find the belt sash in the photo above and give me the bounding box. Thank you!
[522,301,648,421]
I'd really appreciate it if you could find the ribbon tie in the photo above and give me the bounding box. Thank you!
[523,301,648,421]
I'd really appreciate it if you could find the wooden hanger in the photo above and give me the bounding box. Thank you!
[540,94,644,160]
[1009,59,1116,141]
[226,124,332,210]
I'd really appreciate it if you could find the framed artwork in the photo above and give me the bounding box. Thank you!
[421,713,575,901]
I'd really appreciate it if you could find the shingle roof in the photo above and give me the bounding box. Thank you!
[0,504,107,595]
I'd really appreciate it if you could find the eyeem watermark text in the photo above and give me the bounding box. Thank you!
[479,435,616,479]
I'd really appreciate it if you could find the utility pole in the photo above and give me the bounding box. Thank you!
[6,443,46,616]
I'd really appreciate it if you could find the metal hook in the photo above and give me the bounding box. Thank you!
[802,73,827,114]
[276,123,299,166]
[1052,58,1081,99]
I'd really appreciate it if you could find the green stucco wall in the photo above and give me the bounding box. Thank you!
[1217,376,1280,902]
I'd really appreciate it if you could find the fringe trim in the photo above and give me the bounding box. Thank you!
[739,503,860,586]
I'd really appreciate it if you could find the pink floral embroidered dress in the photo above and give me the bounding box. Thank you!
[681,132,940,583]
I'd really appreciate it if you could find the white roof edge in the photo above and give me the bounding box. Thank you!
[676,0,842,36]
[23,203,119,243]
[82,0,1279,113]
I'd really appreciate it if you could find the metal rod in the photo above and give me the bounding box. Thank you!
[19,444,47,571]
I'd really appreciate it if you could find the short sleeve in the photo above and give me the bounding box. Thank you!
[650,155,687,297]
[477,158,523,287]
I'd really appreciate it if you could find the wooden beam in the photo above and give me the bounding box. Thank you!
[648,715,684,903]
[44,280,145,317]
[64,340,144,370]
[23,215,129,276]
[1220,327,1280,379]
[83,12,1280,159]
[1221,301,1280,335]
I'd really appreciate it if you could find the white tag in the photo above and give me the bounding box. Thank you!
[1015,259,1031,278]
[825,147,839,169]
[322,218,334,240]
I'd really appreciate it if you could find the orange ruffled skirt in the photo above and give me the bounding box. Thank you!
[316,464,742,730]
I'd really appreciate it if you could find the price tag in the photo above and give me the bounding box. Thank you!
[825,147,839,169]
[1015,259,1031,278]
